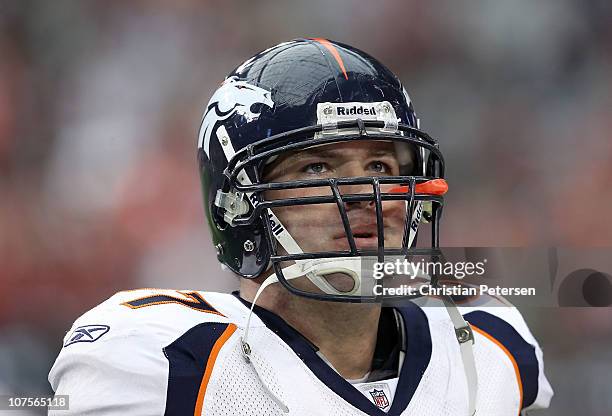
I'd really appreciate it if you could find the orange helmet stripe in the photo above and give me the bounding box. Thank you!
[312,38,349,80]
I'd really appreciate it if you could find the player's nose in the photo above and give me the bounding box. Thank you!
[337,163,376,211]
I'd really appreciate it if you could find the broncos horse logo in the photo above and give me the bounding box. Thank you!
[198,77,274,155]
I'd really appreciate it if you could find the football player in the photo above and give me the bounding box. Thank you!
[49,38,553,415]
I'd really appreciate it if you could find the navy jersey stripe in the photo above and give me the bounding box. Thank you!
[464,311,539,408]
[163,322,230,416]
[388,302,432,415]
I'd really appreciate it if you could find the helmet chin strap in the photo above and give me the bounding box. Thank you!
[282,257,363,295]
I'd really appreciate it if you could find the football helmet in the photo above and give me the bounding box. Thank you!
[197,38,447,302]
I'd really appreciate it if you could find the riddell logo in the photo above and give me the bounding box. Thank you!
[337,106,377,116]
[410,202,423,232]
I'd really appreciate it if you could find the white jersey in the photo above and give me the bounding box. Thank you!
[49,289,552,415]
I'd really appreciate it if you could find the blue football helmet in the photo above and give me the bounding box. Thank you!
[197,38,446,302]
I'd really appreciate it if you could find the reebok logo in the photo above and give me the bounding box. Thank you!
[64,324,110,347]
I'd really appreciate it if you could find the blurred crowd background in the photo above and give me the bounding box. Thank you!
[1,0,611,414]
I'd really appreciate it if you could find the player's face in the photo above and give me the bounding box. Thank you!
[263,141,412,255]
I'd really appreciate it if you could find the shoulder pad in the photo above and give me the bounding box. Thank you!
[461,306,554,411]
[48,289,246,414]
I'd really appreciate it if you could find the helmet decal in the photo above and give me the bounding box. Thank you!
[198,76,274,155]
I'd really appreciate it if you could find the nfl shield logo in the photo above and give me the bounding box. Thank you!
[369,389,390,410]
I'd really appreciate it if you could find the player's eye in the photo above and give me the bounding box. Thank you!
[303,162,329,174]
[368,160,391,174]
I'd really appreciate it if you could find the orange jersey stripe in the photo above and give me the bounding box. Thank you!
[471,324,524,414]
[312,38,349,80]
[193,323,237,415]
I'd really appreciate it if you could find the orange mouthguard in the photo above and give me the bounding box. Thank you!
[388,179,448,195]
